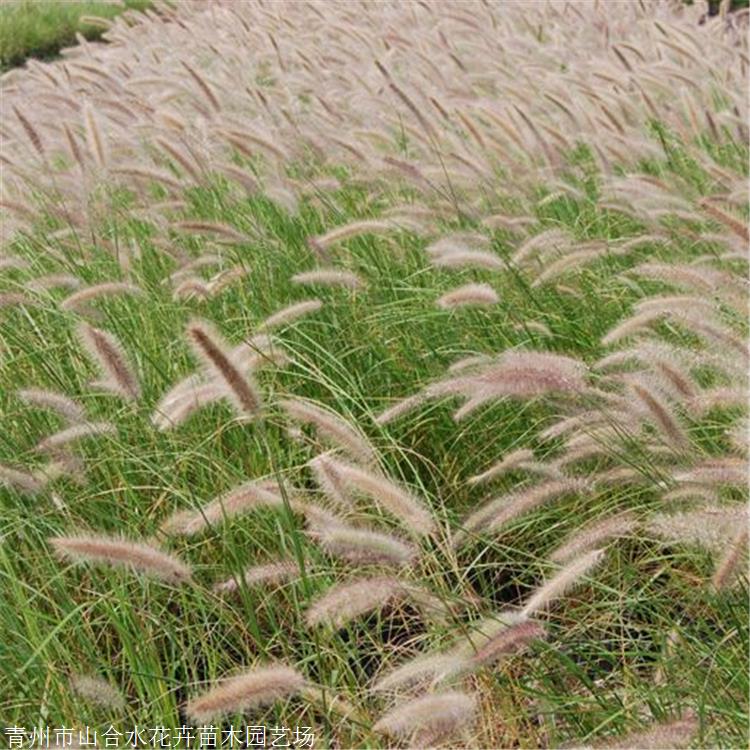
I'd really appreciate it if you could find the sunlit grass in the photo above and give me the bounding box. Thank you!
[0,1,747,746]
[0,0,150,70]
[1,139,747,746]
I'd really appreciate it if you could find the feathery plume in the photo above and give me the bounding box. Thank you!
[50,534,191,583]
[593,716,698,749]
[76,15,112,29]
[437,283,499,309]
[631,383,688,451]
[17,388,86,423]
[372,652,470,693]
[309,453,355,510]
[482,214,536,231]
[280,398,377,466]
[0,291,38,309]
[0,255,30,271]
[324,457,436,536]
[516,320,553,337]
[161,480,285,536]
[33,452,85,486]
[603,310,666,346]
[512,229,571,265]
[69,674,125,710]
[24,274,82,292]
[431,250,504,270]
[653,359,696,400]
[447,354,494,373]
[186,665,304,723]
[186,320,263,416]
[173,221,249,243]
[112,166,183,190]
[220,128,289,162]
[214,559,299,594]
[467,448,536,486]
[661,485,720,504]
[169,254,224,282]
[305,576,406,628]
[428,351,589,417]
[688,387,746,414]
[173,277,210,301]
[36,422,116,453]
[549,513,637,564]
[469,619,546,668]
[373,691,476,743]
[151,382,227,430]
[154,136,203,181]
[308,219,395,253]
[531,247,607,286]
[291,268,363,289]
[298,502,347,533]
[630,262,737,295]
[373,392,426,426]
[257,299,323,331]
[453,610,528,658]
[727,420,748,456]
[711,527,748,590]
[0,463,44,494]
[648,506,747,553]
[82,102,107,168]
[219,163,260,194]
[386,79,437,139]
[520,549,606,617]
[229,336,286,371]
[181,61,221,112]
[207,266,248,296]
[311,523,418,566]
[673,457,747,488]
[13,106,45,156]
[635,294,715,318]
[60,282,141,312]
[426,234,490,257]
[77,324,140,401]
[457,478,587,545]
[698,199,749,241]
[541,412,605,441]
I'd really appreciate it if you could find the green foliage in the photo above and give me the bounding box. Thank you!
[709,0,750,11]
[0,0,151,71]
[0,134,747,745]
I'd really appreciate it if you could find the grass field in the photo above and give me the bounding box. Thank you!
[0,0,150,70]
[0,1,748,748]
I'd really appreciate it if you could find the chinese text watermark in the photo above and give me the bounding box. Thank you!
[4,725,314,748]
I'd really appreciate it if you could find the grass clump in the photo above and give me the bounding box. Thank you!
[0,1,747,747]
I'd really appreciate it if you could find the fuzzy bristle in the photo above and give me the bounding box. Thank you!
[186,320,263,416]
[77,323,140,401]
[323,457,436,537]
[69,674,125,710]
[280,398,377,466]
[437,283,499,309]
[373,691,477,743]
[305,576,406,628]
[521,549,606,616]
[186,665,304,722]
[258,299,323,331]
[50,533,191,583]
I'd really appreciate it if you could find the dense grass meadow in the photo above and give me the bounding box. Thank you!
[0,1,748,747]
[0,0,151,71]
